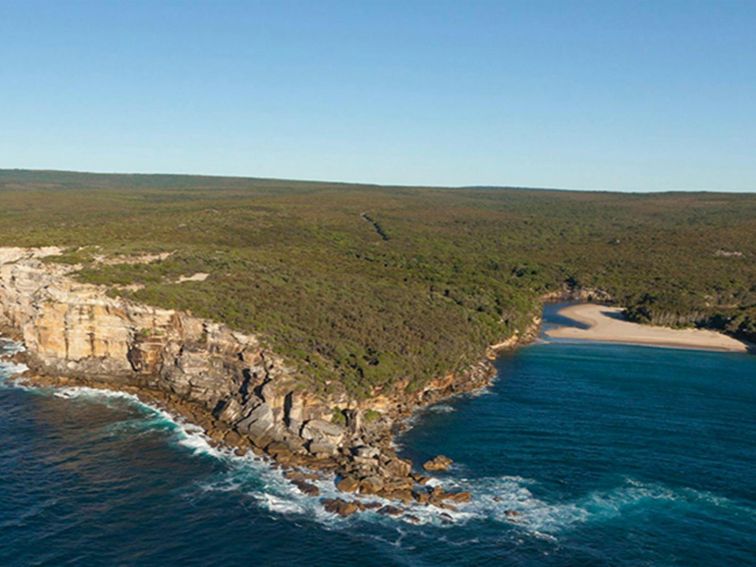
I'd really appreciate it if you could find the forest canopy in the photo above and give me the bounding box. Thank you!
[1,170,754,397]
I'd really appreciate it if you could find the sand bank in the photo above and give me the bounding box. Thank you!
[546,303,749,353]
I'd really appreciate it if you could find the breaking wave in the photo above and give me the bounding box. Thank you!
[3,377,464,526]
[439,474,755,537]
[427,404,456,414]
[0,338,29,389]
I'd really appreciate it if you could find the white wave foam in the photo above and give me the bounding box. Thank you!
[0,339,30,389]
[0,338,25,355]
[195,451,482,528]
[1,378,331,522]
[439,474,754,537]
[436,475,580,534]
[465,386,493,398]
[428,404,456,414]
[0,339,26,370]
[49,386,233,462]
[197,456,327,519]
[0,361,28,378]
[0,367,469,527]
[54,386,142,403]
[48,383,756,534]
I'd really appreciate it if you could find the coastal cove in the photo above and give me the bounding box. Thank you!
[2,310,755,566]
[545,303,751,353]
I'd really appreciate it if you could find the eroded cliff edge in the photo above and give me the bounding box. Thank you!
[0,247,533,516]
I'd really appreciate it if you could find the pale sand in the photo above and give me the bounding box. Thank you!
[176,272,209,283]
[546,303,750,353]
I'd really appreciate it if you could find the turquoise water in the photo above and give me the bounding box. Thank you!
[1,324,754,565]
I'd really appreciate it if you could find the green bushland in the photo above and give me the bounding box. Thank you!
[1,170,754,397]
[363,409,382,423]
[331,408,347,426]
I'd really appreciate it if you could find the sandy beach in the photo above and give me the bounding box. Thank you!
[546,303,750,353]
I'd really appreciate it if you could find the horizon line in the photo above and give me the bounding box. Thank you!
[1,167,754,195]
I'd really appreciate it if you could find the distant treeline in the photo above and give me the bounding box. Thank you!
[1,170,754,396]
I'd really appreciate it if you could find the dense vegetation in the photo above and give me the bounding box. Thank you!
[1,170,754,396]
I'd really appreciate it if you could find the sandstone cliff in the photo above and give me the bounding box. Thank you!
[0,247,510,514]
[0,247,353,452]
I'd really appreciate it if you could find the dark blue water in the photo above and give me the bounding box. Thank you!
[1,332,754,566]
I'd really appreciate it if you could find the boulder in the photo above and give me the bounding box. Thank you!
[260,381,283,409]
[352,445,379,459]
[237,402,273,429]
[445,491,472,503]
[265,441,293,460]
[384,457,412,477]
[380,489,413,504]
[358,476,384,495]
[336,476,359,493]
[307,457,339,471]
[423,455,453,472]
[382,477,414,492]
[378,505,403,516]
[352,455,379,468]
[224,430,241,446]
[321,498,360,517]
[236,402,277,445]
[292,479,320,497]
[207,426,225,444]
[283,435,307,454]
[217,398,244,424]
[308,440,338,456]
[284,470,320,482]
[301,419,345,445]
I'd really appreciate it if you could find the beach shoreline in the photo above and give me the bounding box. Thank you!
[545,303,750,353]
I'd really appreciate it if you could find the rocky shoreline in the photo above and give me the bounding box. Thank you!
[0,247,539,519]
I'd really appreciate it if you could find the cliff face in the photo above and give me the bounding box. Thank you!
[0,247,345,456]
[0,247,509,511]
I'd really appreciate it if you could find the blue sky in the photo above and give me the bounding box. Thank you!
[1,0,754,191]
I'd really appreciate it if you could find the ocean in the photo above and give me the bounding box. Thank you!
[1,312,754,566]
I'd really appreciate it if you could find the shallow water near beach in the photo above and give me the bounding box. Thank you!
[1,323,755,565]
